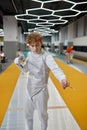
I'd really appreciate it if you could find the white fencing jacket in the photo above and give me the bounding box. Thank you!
[14,50,66,98]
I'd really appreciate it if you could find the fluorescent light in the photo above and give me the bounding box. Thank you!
[15,0,87,34]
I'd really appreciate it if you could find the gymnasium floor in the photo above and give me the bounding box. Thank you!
[0,54,87,130]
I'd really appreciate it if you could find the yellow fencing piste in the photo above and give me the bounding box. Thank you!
[0,63,20,126]
[50,59,87,130]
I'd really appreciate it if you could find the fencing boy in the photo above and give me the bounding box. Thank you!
[14,32,69,130]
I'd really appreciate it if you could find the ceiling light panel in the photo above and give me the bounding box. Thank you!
[37,22,54,26]
[35,27,50,30]
[15,14,38,21]
[43,0,74,10]
[15,0,87,33]
[26,29,52,36]
[26,8,52,16]
[54,9,79,17]
[34,27,58,32]
[32,0,59,3]
[40,15,60,20]
[68,0,87,3]
[73,3,87,12]
[34,28,57,33]
[48,19,67,24]
[28,19,47,24]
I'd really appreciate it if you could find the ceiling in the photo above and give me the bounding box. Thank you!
[0,0,87,36]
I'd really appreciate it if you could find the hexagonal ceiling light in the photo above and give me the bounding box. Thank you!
[15,0,87,36]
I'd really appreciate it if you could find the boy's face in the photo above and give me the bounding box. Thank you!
[29,41,42,53]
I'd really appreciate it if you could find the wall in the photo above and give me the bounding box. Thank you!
[73,36,87,46]
[4,41,18,59]
[3,16,18,42]
[57,15,87,52]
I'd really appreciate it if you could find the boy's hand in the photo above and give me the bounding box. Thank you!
[14,56,25,65]
[61,79,70,89]
[14,57,19,64]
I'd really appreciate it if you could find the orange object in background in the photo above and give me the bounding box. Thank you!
[66,46,73,53]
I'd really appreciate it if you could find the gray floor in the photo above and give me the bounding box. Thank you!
[0,59,13,73]
[0,70,81,130]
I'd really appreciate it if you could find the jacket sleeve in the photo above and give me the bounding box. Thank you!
[45,54,66,82]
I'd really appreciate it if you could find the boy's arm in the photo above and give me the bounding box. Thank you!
[14,56,28,72]
[46,54,69,89]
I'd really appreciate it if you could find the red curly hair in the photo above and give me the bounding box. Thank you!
[26,32,43,45]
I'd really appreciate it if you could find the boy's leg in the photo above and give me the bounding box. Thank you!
[25,97,34,130]
[70,53,73,63]
[66,53,70,63]
[35,89,49,130]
